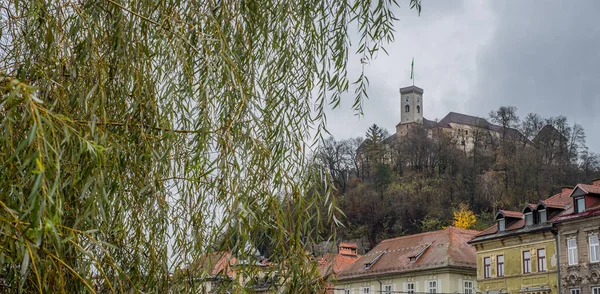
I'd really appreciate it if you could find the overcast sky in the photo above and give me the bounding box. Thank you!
[325,0,600,153]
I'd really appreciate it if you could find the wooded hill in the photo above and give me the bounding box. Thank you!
[315,107,600,249]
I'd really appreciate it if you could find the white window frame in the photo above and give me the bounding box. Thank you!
[537,248,547,272]
[523,250,531,273]
[571,288,581,294]
[590,235,600,263]
[464,280,474,294]
[427,280,437,294]
[383,284,394,294]
[362,286,371,294]
[484,256,491,278]
[568,239,578,265]
[406,282,415,294]
[592,287,600,294]
[497,254,504,277]
[383,284,393,294]
[344,290,350,294]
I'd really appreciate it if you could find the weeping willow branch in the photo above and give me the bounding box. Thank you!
[0,0,421,292]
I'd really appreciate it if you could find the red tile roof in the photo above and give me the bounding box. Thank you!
[578,184,600,195]
[542,189,574,208]
[337,227,479,280]
[554,183,600,223]
[318,252,361,279]
[499,210,523,219]
[179,251,237,278]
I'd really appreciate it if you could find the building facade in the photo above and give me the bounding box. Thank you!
[554,180,600,294]
[335,227,479,294]
[468,188,572,294]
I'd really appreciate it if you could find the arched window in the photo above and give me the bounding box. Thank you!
[405,105,410,113]
[416,105,421,113]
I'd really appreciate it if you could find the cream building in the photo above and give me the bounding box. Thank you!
[334,227,479,294]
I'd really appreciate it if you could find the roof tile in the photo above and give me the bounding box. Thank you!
[337,227,478,280]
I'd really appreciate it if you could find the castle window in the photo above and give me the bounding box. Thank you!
[405,105,410,113]
[416,105,420,113]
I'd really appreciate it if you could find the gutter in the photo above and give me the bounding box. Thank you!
[551,225,562,294]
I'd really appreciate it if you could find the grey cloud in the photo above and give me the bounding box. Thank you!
[470,0,600,151]
[325,0,599,153]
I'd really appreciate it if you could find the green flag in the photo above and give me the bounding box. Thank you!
[410,58,414,79]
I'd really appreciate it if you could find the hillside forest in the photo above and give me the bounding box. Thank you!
[314,106,600,249]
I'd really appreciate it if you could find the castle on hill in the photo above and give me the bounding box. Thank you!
[386,85,529,152]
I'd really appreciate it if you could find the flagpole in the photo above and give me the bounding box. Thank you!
[411,57,415,86]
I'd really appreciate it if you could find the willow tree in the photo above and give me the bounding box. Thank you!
[0,0,420,292]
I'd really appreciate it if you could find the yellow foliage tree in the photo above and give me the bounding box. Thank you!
[452,204,477,229]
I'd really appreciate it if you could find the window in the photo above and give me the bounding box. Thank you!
[428,280,437,294]
[571,289,580,294]
[576,197,586,213]
[484,257,491,278]
[407,282,415,294]
[497,255,505,277]
[363,287,370,293]
[538,248,547,272]
[416,105,421,113]
[523,250,531,273]
[592,287,600,294]
[539,209,547,223]
[568,239,578,265]
[464,280,474,294]
[405,105,410,113]
[498,218,505,231]
[344,290,351,294]
[525,212,533,226]
[590,235,600,263]
[384,285,392,294]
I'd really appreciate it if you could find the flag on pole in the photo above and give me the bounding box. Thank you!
[410,58,414,80]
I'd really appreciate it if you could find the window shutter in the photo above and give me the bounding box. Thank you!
[458,279,463,293]
[403,282,407,292]
[438,279,442,293]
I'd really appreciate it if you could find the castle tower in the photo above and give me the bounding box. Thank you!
[399,85,424,124]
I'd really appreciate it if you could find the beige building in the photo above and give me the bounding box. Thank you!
[334,227,479,294]
[468,187,572,294]
[554,180,600,294]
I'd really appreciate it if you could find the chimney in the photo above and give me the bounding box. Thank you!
[561,186,574,194]
[338,243,358,257]
[593,179,600,187]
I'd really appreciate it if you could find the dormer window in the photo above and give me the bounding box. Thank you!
[575,197,586,213]
[525,212,533,226]
[538,209,547,223]
[498,218,506,231]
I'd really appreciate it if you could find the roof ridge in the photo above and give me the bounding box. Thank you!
[380,229,445,243]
